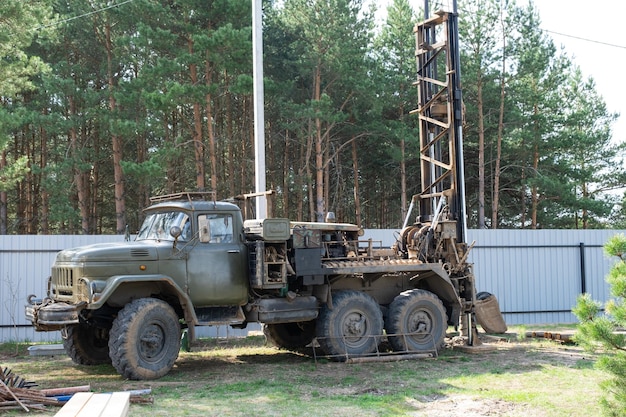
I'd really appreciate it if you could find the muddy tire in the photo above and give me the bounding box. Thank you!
[386,289,447,352]
[109,298,180,380]
[264,321,316,350]
[316,291,383,359]
[63,323,111,365]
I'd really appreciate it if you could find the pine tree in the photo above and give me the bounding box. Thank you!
[0,0,52,233]
[573,234,626,416]
[373,0,419,226]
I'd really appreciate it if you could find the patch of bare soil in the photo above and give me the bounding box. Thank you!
[409,394,534,417]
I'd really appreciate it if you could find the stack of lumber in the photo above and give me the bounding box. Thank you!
[0,378,62,412]
[0,366,153,413]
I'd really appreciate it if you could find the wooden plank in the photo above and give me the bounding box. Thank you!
[76,393,111,417]
[100,392,130,417]
[53,392,93,417]
[53,391,131,417]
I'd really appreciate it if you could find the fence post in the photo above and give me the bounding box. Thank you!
[579,242,586,294]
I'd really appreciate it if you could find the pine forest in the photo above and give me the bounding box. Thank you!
[1,0,625,235]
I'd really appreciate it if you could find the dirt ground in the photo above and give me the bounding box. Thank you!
[409,394,533,417]
[409,332,590,417]
[174,330,592,417]
[1,329,598,416]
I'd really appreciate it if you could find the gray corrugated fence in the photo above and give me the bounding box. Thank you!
[366,229,623,325]
[1,230,624,342]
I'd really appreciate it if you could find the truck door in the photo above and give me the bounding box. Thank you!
[185,212,248,307]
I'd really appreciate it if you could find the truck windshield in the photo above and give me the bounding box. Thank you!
[136,211,190,241]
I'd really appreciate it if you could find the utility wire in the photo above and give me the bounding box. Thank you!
[36,0,136,29]
[542,28,626,50]
[34,1,626,52]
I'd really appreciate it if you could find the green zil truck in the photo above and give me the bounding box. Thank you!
[25,191,476,380]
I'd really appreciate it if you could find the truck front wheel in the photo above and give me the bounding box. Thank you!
[109,298,181,380]
[385,289,447,352]
[316,291,383,359]
[63,323,111,365]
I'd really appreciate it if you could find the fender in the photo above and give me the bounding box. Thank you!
[87,274,198,324]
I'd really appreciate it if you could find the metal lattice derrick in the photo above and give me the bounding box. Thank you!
[412,11,457,222]
[411,10,467,244]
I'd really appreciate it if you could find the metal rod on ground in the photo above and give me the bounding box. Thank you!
[40,385,91,397]
[346,353,433,364]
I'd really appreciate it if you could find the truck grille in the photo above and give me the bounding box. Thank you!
[51,267,75,297]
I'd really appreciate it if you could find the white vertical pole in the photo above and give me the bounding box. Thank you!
[252,0,267,220]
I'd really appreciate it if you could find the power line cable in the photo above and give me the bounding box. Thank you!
[542,28,626,50]
[36,0,136,30]
[34,1,626,52]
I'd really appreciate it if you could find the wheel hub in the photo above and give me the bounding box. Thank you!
[408,311,431,336]
[343,312,367,342]
[139,324,165,359]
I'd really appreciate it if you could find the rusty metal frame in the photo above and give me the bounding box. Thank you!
[310,332,439,363]
[412,11,458,225]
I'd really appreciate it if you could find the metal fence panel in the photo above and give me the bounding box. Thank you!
[0,235,126,342]
[363,229,622,325]
[466,230,618,325]
[1,230,625,342]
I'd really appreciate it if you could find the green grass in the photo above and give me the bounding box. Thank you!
[0,326,608,416]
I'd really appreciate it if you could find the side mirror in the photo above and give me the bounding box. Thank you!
[170,226,182,239]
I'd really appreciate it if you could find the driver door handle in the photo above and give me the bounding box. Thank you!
[227,250,240,254]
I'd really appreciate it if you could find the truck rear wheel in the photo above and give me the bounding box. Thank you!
[316,291,383,359]
[109,298,180,380]
[386,289,447,352]
[263,321,316,350]
[63,323,111,365]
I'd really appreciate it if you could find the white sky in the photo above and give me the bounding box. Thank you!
[375,0,626,145]
[530,0,626,145]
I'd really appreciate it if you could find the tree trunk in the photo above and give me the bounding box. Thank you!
[188,36,205,192]
[226,88,235,197]
[0,150,6,234]
[40,110,49,234]
[68,94,89,234]
[531,142,539,229]
[324,132,330,218]
[305,120,315,221]
[477,75,486,229]
[491,14,506,230]
[165,112,176,194]
[296,136,305,221]
[351,138,362,226]
[531,102,540,229]
[105,19,126,234]
[314,62,324,222]
[283,130,290,218]
[520,166,527,228]
[92,146,100,233]
[582,180,588,229]
[205,58,217,193]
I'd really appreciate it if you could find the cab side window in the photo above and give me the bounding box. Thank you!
[198,214,233,243]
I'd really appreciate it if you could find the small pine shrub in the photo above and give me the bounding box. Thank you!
[573,234,626,417]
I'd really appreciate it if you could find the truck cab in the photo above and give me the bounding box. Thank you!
[138,199,249,308]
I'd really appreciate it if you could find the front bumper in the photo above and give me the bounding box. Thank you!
[25,297,80,331]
